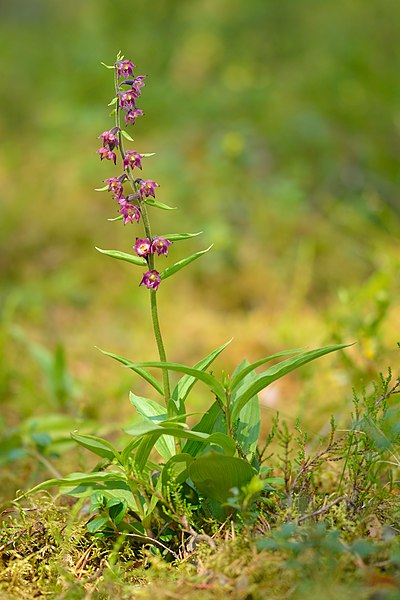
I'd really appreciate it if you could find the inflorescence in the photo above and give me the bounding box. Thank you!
[97,57,171,291]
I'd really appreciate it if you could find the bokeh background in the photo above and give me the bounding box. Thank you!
[1,0,399,497]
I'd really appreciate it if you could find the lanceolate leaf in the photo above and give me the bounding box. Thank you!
[230,348,306,391]
[230,360,260,459]
[129,392,174,461]
[71,433,120,462]
[95,247,147,267]
[125,421,236,470]
[107,215,123,222]
[124,360,226,402]
[231,344,349,422]
[182,400,225,457]
[144,199,177,210]
[171,339,232,414]
[97,348,164,396]
[20,471,127,499]
[120,129,134,141]
[160,246,213,281]
[157,232,203,242]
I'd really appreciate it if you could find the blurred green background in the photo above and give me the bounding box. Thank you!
[1,0,399,494]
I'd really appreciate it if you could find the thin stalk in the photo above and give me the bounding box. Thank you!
[113,70,171,407]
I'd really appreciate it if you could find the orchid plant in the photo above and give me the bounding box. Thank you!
[27,53,347,538]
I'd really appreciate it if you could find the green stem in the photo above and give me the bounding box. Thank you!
[113,70,171,408]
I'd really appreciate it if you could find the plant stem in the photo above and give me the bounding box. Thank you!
[113,71,171,408]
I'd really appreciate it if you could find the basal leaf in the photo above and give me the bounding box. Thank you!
[129,392,174,461]
[230,361,260,459]
[171,339,232,415]
[71,433,120,461]
[95,247,147,267]
[124,360,226,403]
[160,246,213,281]
[231,344,349,422]
[230,348,306,391]
[189,453,256,503]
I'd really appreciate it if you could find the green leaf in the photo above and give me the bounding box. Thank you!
[189,453,256,503]
[108,97,118,106]
[101,62,115,69]
[107,215,123,222]
[20,471,128,500]
[182,400,223,457]
[87,516,110,533]
[97,347,163,396]
[108,498,128,524]
[171,339,232,415]
[157,232,203,242]
[95,247,147,267]
[161,453,195,489]
[230,348,306,391]
[124,360,226,403]
[144,199,177,210]
[125,421,236,470]
[71,433,120,461]
[95,184,109,192]
[129,392,174,461]
[230,361,260,459]
[121,129,134,141]
[141,152,156,157]
[231,344,350,422]
[160,246,213,281]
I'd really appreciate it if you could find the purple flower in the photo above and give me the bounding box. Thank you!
[123,151,143,171]
[125,108,144,126]
[119,90,137,111]
[105,176,125,197]
[119,202,141,224]
[98,127,120,150]
[137,179,159,198]
[97,147,117,165]
[129,76,146,96]
[115,59,136,79]
[151,236,172,256]
[140,270,161,291]
[133,237,152,257]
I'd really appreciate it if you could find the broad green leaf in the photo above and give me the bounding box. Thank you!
[231,344,349,422]
[171,339,232,415]
[161,453,195,489]
[121,129,134,141]
[124,360,226,402]
[95,247,147,267]
[160,246,213,281]
[230,348,306,391]
[87,517,110,533]
[157,232,203,242]
[230,361,260,459]
[182,400,225,457]
[129,392,174,461]
[71,433,120,461]
[125,421,236,470]
[97,348,163,396]
[144,199,177,210]
[188,453,256,503]
[21,471,127,499]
